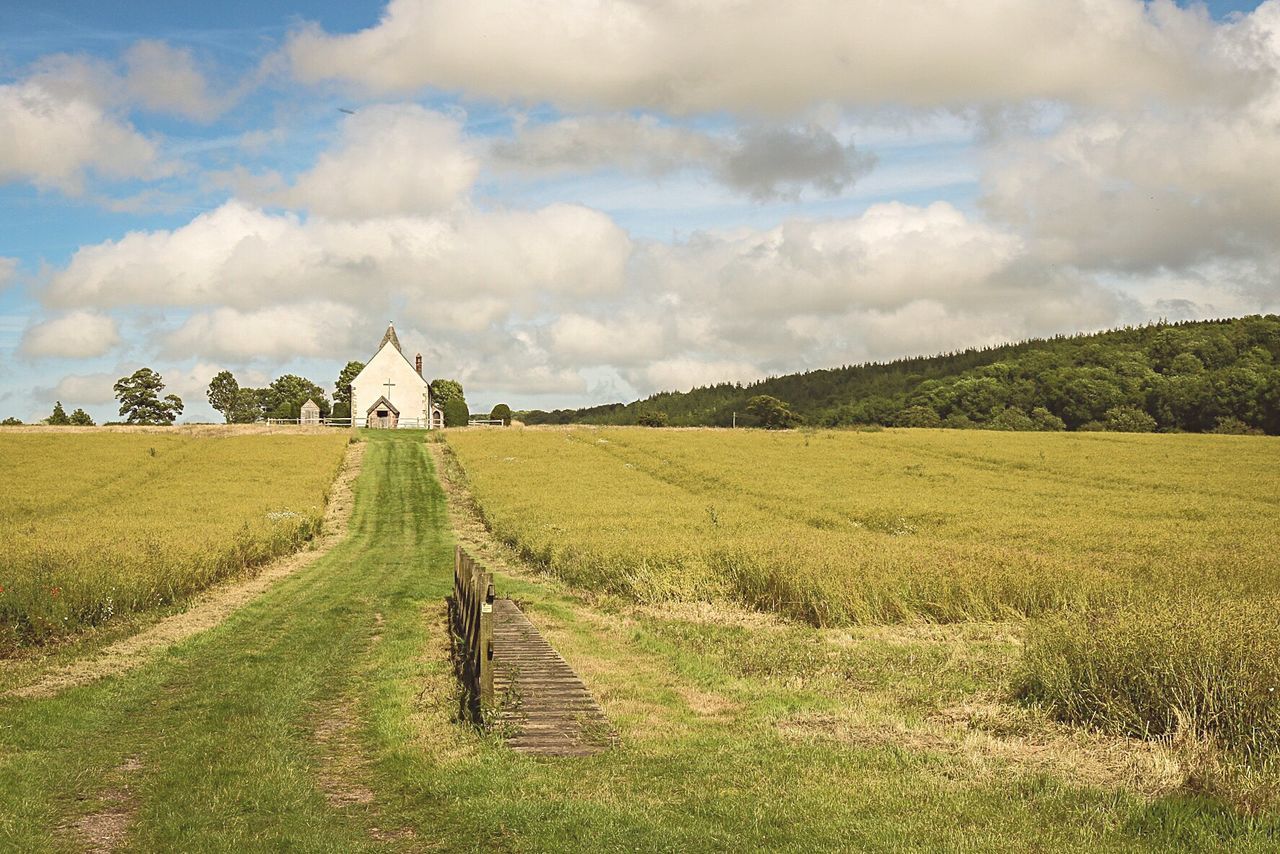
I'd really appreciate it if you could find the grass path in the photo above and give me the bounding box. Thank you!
[1,431,1276,851]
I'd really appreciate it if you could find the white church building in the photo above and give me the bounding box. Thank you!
[349,323,444,429]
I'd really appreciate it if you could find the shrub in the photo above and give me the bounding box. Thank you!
[942,412,976,430]
[1103,405,1158,433]
[1211,416,1261,435]
[443,398,470,427]
[746,395,801,430]
[893,405,942,429]
[490,403,513,425]
[987,407,1035,431]
[1018,598,1280,762]
[1,417,22,426]
[637,410,669,427]
[1030,407,1067,431]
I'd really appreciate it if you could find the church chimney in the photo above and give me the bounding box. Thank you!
[415,353,423,377]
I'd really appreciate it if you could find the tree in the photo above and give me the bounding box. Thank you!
[207,370,240,424]
[114,368,183,425]
[637,409,668,427]
[1103,405,1157,433]
[443,398,470,427]
[489,403,513,425]
[333,361,365,417]
[746,395,801,429]
[893,405,942,429]
[429,379,464,407]
[260,375,329,420]
[228,389,261,424]
[987,407,1035,431]
[46,401,71,426]
[68,408,95,426]
[1029,407,1066,431]
[0,417,21,426]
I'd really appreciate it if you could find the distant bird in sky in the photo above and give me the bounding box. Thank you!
[338,107,355,115]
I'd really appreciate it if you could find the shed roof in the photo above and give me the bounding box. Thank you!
[300,399,321,412]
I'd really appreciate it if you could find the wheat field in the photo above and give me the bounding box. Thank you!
[448,426,1280,763]
[447,426,1280,624]
[0,429,349,650]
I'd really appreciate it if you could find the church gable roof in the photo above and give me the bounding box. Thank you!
[352,322,429,391]
[379,322,401,353]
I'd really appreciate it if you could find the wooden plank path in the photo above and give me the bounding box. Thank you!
[491,599,613,756]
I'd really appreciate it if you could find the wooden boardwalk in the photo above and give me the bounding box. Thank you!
[491,599,612,757]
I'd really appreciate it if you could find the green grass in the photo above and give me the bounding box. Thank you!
[1,430,1277,850]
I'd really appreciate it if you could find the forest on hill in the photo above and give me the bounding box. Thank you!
[520,315,1280,434]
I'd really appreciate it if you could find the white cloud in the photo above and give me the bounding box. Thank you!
[0,80,162,193]
[19,311,122,358]
[280,104,479,217]
[547,314,666,366]
[122,40,228,121]
[981,2,1280,272]
[163,303,363,361]
[492,115,874,199]
[627,357,763,394]
[48,200,630,311]
[51,372,119,405]
[0,258,17,289]
[289,0,1233,114]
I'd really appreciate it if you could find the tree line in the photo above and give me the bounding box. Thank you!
[2,363,512,428]
[520,315,1280,434]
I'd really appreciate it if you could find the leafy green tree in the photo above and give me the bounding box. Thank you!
[942,412,976,430]
[443,398,470,427]
[228,389,261,424]
[637,409,668,427]
[988,408,1035,431]
[746,395,801,429]
[1029,407,1066,431]
[489,403,513,425]
[114,368,183,425]
[46,401,71,425]
[1,417,21,426]
[333,361,365,413]
[430,379,464,407]
[207,370,241,424]
[261,375,330,420]
[68,408,95,426]
[894,405,942,429]
[1103,405,1157,433]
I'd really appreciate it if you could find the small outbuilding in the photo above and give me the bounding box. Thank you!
[300,398,322,425]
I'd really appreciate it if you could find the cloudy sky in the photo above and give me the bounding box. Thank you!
[1,0,1277,422]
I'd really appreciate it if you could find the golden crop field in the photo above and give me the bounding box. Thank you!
[448,426,1280,763]
[447,427,1280,624]
[0,430,349,650]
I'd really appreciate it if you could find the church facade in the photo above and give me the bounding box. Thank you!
[349,323,444,429]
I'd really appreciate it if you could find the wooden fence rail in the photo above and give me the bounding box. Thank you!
[451,545,495,707]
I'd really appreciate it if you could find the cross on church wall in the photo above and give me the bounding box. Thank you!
[383,378,395,399]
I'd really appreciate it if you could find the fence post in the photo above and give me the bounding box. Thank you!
[478,573,494,705]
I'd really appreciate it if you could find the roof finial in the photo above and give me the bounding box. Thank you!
[379,321,402,353]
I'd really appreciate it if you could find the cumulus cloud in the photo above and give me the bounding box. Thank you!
[49,372,119,406]
[47,200,630,311]
[982,2,1280,273]
[493,115,874,199]
[19,311,122,358]
[122,40,230,121]
[289,0,1234,114]
[163,303,363,360]
[279,104,479,217]
[626,357,763,394]
[0,80,162,193]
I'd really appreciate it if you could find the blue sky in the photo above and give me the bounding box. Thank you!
[1,0,1277,422]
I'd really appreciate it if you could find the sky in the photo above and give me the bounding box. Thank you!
[1,0,1277,423]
